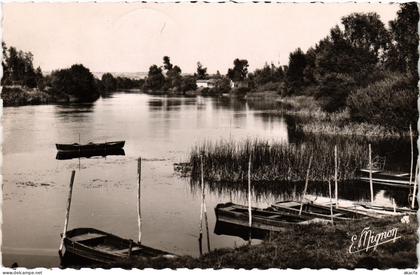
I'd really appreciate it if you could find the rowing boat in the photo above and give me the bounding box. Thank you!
[215,202,327,233]
[269,201,369,221]
[357,169,411,188]
[61,227,174,266]
[56,141,125,151]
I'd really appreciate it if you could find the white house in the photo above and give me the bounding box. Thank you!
[196,79,217,89]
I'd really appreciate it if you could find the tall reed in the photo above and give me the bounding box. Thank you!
[189,136,368,185]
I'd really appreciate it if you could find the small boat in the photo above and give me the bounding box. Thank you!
[269,201,369,221]
[352,202,416,215]
[56,141,125,152]
[214,220,268,240]
[357,168,411,188]
[56,148,125,160]
[61,227,174,266]
[215,202,327,233]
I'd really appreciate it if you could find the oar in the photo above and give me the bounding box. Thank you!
[137,157,142,244]
[58,170,76,256]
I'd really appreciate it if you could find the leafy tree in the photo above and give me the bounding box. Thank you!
[181,75,197,93]
[341,12,390,63]
[50,64,99,101]
[227,59,249,81]
[284,48,307,95]
[163,56,173,71]
[387,3,418,81]
[196,62,208,80]
[143,65,165,91]
[101,73,117,92]
[165,65,182,91]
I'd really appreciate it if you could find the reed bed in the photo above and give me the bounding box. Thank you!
[189,137,369,184]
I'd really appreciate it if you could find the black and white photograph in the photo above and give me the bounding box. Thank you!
[1,2,418,271]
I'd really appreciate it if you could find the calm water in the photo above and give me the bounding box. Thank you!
[2,93,412,267]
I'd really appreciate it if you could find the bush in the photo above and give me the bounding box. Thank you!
[50,64,99,102]
[347,73,417,130]
[315,73,356,112]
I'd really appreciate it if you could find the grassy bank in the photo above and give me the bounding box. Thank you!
[1,86,53,106]
[274,95,411,138]
[119,215,417,269]
[189,137,368,185]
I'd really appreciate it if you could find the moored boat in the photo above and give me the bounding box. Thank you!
[215,202,328,233]
[61,227,174,266]
[56,141,125,151]
[269,200,369,221]
[357,168,411,188]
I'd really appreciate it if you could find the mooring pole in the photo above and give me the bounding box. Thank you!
[334,145,338,208]
[299,155,313,216]
[369,144,374,204]
[59,170,76,256]
[409,124,414,186]
[411,162,418,209]
[199,155,204,256]
[328,179,333,223]
[137,157,142,244]
[248,154,252,244]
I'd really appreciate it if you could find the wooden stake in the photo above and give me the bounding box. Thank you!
[137,158,142,244]
[409,124,414,186]
[59,170,76,256]
[369,144,374,204]
[334,145,338,208]
[248,154,252,243]
[199,155,204,256]
[299,155,313,216]
[203,200,211,253]
[328,179,333,223]
[411,161,419,209]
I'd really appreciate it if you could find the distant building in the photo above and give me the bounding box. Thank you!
[196,79,217,89]
[230,80,249,89]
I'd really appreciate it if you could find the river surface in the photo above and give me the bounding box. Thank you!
[2,92,412,267]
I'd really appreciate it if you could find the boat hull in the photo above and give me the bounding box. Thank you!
[215,202,324,233]
[270,201,369,221]
[56,141,125,151]
[61,228,173,267]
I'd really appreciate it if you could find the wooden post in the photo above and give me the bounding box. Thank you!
[411,162,419,209]
[137,158,142,244]
[369,144,374,204]
[248,154,252,244]
[328,179,333,223]
[299,155,313,216]
[59,170,76,256]
[334,145,338,208]
[128,240,133,258]
[199,155,204,256]
[203,200,211,253]
[409,124,414,186]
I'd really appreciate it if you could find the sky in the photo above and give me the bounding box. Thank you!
[3,3,400,74]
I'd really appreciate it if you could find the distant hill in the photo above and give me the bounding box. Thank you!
[92,72,148,80]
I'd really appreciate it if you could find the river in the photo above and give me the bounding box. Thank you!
[2,92,412,267]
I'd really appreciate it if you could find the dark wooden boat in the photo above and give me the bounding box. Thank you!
[215,202,327,233]
[269,201,369,221]
[357,168,411,188]
[353,202,417,215]
[56,148,125,160]
[214,220,268,240]
[61,227,174,266]
[56,141,125,151]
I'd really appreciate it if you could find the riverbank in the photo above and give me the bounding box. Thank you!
[248,94,412,139]
[1,86,82,106]
[118,215,416,269]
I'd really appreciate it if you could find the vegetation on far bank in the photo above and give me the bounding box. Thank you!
[2,3,417,136]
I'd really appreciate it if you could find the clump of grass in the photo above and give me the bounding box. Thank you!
[189,136,369,184]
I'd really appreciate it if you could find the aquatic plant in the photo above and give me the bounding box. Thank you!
[189,136,369,185]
